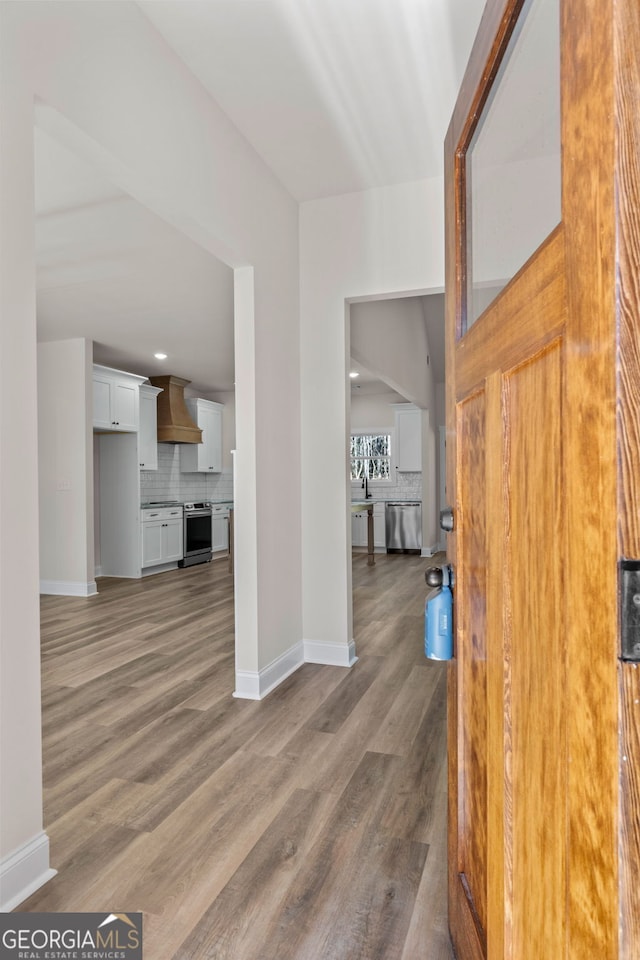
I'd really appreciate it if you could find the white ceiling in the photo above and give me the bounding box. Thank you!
[139,0,485,201]
[35,0,485,393]
[35,128,235,394]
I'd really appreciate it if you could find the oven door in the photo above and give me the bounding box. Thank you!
[184,510,212,556]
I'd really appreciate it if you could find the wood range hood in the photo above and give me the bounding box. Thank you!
[149,375,202,444]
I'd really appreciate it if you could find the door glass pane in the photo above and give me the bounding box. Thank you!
[466,0,561,329]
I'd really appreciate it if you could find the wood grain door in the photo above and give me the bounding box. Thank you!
[445,0,640,957]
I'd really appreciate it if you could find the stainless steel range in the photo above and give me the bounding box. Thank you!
[178,502,213,567]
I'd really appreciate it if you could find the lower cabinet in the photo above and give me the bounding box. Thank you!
[351,504,385,548]
[351,511,367,546]
[212,505,230,553]
[141,509,183,568]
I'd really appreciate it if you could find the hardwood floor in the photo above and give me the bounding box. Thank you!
[23,552,453,960]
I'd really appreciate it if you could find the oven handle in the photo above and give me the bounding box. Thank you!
[184,509,212,518]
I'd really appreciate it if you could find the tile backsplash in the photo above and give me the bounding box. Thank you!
[351,472,422,501]
[142,446,421,505]
[140,444,233,502]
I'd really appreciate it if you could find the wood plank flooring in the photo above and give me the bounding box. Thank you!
[22,552,453,960]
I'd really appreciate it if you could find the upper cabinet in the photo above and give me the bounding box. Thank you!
[393,403,422,472]
[180,398,223,473]
[93,364,146,432]
[138,384,163,471]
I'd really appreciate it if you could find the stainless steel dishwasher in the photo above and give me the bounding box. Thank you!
[385,501,422,554]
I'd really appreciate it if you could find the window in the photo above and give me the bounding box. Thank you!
[465,0,561,329]
[350,433,391,481]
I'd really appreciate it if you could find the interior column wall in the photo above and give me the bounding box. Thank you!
[38,338,95,597]
[0,31,54,908]
[300,178,446,657]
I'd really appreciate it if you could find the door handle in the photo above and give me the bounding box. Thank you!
[440,506,454,532]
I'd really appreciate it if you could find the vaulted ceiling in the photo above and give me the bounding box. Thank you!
[35,0,486,393]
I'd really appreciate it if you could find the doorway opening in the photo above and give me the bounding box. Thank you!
[346,290,446,573]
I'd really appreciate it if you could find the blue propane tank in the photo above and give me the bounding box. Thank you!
[424,565,453,661]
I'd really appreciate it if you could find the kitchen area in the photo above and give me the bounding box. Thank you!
[350,391,443,564]
[37,341,236,597]
[96,366,234,583]
[348,295,445,566]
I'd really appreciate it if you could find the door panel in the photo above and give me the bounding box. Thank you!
[445,0,630,957]
[506,342,565,956]
[457,389,488,941]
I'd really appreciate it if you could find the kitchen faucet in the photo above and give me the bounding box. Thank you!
[362,476,372,499]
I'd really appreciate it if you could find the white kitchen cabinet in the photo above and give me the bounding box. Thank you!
[141,507,183,568]
[352,504,385,549]
[138,384,163,470]
[393,403,422,472]
[351,510,367,547]
[374,503,386,548]
[180,398,223,473]
[93,364,146,432]
[211,504,230,553]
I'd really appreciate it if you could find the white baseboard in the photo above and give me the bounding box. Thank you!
[421,544,444,558]
[234,641,304,700]
[40,579,97,597]
[0,831,56,912]
[303,638,358,667]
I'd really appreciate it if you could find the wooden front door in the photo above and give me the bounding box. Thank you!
[445,0,640,957]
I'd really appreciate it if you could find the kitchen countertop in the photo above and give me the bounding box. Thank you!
[141,501,182,509]
[141,500,234,509]
[351,498,421,505]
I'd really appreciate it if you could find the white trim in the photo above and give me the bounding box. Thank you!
[0,831,56,912]
[39,579,97,597]
[303,638,358,667]
[233,641,304,700]
[420,543,446,557]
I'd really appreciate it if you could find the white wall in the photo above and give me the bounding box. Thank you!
[38,339,95,596]
[0,10,55,908]
[0,0,301,903]
[350,391,399,431]
[350,297,433,409]
[435,382,446,426]
[300,177,445,656]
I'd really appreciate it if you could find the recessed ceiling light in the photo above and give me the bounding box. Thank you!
[349,371,359,379]
[154,352,168,360]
